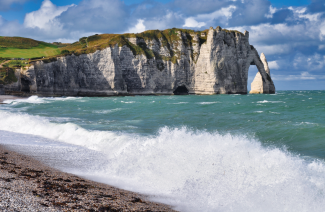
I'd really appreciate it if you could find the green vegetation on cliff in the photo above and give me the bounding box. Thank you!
[1,27,245,64]
[0,36,60,58]
[0,68,17,85]
[57,28,212,64]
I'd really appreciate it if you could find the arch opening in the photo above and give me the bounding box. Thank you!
[248,65,259,93]
[173,85,189,95]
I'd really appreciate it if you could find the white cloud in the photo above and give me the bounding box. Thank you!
[197,6,236,21]
[268,61,280,69]
[293,53,325,71]
[254,44,292,55]
[320,20,325,41]
[127,19,146,33]
[265,5,277,18]
[141,11,184,31]
[272,72,325,81]
[183,6,236,28]
[183,17,206,28]
[24,0,73,30]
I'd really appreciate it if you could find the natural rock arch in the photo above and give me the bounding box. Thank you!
[249,52,275,94]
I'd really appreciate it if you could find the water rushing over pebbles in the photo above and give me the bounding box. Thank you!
[1,91,325,211]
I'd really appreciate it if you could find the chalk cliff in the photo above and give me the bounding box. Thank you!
[1,27,275,96]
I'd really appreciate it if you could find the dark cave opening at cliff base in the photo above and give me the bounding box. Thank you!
[248,65,259,92]
[20,78,30,93]
[173,86,189,95]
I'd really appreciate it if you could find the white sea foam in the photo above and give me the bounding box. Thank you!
[257,100,285,103]
[197,102,220,105]
[92,108,123,114]
[3,96,84,105]
[0,111,325,212]
[169,102,188,104]
[254,111,264,113]
[4,96,47,104]
[294,122,318,126]
[47,117,81,123]
[121,101,135,104]
[269,111,281,114]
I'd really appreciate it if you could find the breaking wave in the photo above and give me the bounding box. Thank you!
[0,110,324,212]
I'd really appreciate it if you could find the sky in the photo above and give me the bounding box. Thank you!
[0,0,324,90]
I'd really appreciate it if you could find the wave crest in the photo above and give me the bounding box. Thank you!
[0,111,325,211]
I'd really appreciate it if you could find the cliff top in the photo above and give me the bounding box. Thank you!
[59,27,243,57]
[0,27,246,64]
[0,36,61,58]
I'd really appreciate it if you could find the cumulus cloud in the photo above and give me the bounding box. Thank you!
[183,17,206,28]
[268,61,280,69]
[0,0,131,42]
[183,5,236,28]
[24,0,73,30]
[127,19,146,33]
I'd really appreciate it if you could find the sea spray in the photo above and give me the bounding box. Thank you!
[0,111,325,211]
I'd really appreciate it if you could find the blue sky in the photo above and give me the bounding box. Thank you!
[0,0,324,90]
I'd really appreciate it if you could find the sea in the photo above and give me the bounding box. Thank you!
[0,90,325,212]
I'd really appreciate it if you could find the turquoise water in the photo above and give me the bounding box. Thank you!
[0,91,325,211]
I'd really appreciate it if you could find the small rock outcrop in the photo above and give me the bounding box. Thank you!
[2,27,275,96]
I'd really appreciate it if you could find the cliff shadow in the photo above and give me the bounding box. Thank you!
[122,68,143,93]
[21,78,30,92]
[173,85,189,95]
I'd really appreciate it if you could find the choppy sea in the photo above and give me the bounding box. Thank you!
[0,91,325,211]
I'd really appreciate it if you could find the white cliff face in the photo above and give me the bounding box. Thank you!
[4,27,275,96]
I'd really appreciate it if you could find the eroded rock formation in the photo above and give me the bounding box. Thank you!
[250,53,272,94]
[2,27,275,96]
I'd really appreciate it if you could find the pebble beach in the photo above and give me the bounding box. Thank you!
[0,145,176,211]
[1,95,176,211]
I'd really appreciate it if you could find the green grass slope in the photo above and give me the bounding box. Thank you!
[0,36,60,58]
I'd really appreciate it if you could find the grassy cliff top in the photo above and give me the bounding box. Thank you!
[60,28,238,54]
[0,36,41,49]
[0,36,60,58]
[1,27,244,63]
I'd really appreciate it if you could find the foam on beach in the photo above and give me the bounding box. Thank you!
[0,110,325,212]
